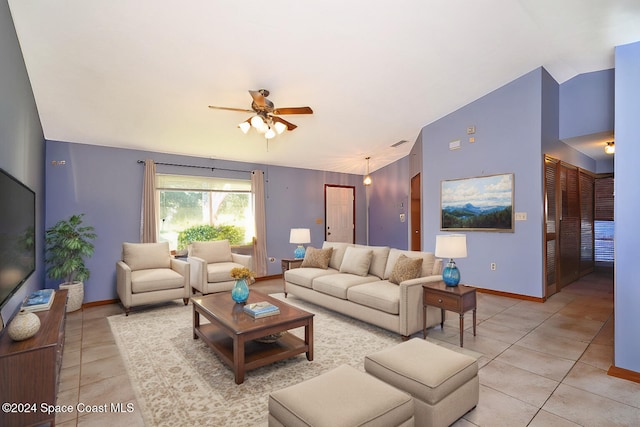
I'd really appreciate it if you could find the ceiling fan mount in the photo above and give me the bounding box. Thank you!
[208,89,313,135]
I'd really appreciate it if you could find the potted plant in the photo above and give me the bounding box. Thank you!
[45,214,97,312]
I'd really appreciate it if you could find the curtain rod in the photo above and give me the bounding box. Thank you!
[137,160,250,174]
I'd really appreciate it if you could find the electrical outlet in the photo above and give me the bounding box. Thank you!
[490,262,497,271]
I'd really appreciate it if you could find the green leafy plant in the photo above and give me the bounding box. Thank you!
[45,214,97,284]
[177,224,245,250]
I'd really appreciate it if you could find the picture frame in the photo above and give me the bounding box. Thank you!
[441,173,514,232]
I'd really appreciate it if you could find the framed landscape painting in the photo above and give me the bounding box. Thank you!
[441,173,514,232]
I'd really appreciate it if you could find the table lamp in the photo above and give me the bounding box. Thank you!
[435,234,467,286]
[289,228,311,259]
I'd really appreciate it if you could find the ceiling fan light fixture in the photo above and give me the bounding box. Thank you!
[211,89,312,141]
[265,127,276,139]
[238,121,251,134]
[605,141,615,154]
[250,115,264,129]
[274,121,287,134]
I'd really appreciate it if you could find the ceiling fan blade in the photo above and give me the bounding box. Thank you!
[249,90,268,107]
[271,115,297,131]
[272,106,313,115]
[208,105,254,113]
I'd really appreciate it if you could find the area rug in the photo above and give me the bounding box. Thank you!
[107,294,455,426]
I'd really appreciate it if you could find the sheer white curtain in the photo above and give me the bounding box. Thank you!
[251,170,267,276]
[140,159,157,243]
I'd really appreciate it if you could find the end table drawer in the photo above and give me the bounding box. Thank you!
[424,292,459,310]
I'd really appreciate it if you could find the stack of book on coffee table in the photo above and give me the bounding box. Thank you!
[243,301,280,318]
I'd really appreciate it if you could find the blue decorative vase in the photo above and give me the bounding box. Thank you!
[442,260,460,287]
[231,279,250,303]
[294,245,306,259]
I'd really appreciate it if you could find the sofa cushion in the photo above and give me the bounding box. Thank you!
[300,246,333,269]
[357,244,390,279]
[389,254,423,285]
[322,241,354,270]
[313,273,380,299]
[130,268,184,293]
[347,281,400,315]
[206,261,245,283]
[285,267,340,289]
[190,240,233,264]
[340,247,373,276]
[385,248,436,279]
[123,242,171,271]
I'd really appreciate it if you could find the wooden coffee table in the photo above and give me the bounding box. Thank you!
[192,290,314,384]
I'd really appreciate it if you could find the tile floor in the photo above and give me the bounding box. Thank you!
[56,270,640,426]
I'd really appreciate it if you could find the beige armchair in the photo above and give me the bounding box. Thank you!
[187,240,253,295]
[116,242,190,315]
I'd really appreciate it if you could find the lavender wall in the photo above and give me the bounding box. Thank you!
[0,1,45,322]
[368,156,410,249]
[560,69,615,140]
[45,140,367,303]
[559,68,614,173]
[613,40,640,374]
[542,69,596,170]
[421,69,546,297]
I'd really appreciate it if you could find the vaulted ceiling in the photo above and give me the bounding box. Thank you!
[8,1,640,174]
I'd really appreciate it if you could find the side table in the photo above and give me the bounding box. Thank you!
[281,258,303,297]
[422,282,476,347]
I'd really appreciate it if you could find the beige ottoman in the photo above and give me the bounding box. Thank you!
[269,364,414,427]
[365,339,478,427]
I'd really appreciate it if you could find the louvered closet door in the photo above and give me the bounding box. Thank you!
[559,165,580,288]
[544,157,558,297]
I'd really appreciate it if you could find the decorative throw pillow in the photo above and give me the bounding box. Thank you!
[339,247,374,276]
[389,254,423,285]
[301,246,333,269]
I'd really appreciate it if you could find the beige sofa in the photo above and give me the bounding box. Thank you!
[187,240,253,295]
[116,242,190,315]
[284,242,444,339]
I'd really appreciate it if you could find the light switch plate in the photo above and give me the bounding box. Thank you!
[515,212,527,221]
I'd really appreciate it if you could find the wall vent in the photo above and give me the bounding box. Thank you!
[391,140,408,148]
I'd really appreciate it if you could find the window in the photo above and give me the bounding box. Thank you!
[156,174,254,250]
[594,220,614,262]
[594,176,614,264]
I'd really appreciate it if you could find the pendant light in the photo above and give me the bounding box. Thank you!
[363,157,372,186]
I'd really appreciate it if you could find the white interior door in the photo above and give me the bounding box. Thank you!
[325,185,355,243]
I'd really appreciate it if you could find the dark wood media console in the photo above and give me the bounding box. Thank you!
[0,289,68,427]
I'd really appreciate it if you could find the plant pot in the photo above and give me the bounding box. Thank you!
[8,309,41,341]
[59,281,84,312]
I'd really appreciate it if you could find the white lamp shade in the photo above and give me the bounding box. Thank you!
[289,228,311,244]
[238,121,251,134]
[274,121,287,134]
[435,234,467,259]
[250,115,264,129]
[265,127,276,139]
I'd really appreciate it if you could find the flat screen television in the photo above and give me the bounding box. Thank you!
[0,168,36,310]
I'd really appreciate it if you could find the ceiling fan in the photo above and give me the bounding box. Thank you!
[208,89,313,138]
